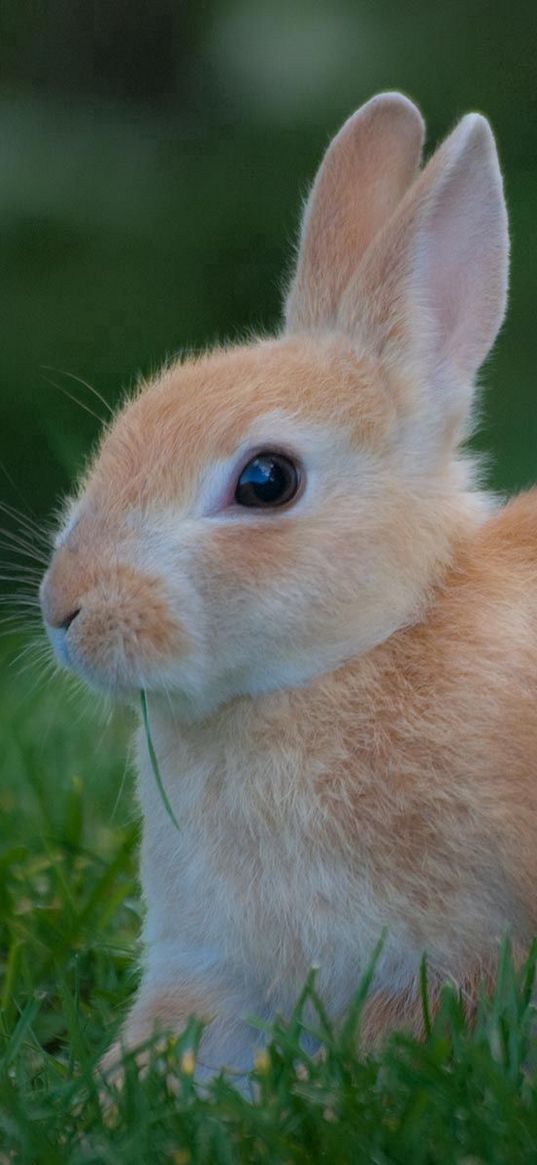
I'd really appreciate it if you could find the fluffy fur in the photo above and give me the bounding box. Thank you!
[40,93,533,1074]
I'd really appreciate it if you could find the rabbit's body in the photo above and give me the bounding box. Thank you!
[40,92,530,1072]
[132,486,537,1065]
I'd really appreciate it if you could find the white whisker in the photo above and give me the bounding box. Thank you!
[42,373,109,429]
[0,500,48,541]
[41,365,114,418]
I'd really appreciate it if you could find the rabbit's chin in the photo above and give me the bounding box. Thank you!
[44,619,187,705]
[45,633,142,703]
[48,633,341,720]
[136,618,408,723]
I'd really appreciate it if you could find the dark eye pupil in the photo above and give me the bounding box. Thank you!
[235,453,299,508]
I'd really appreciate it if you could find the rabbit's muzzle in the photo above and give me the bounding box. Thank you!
[40,536,187,694]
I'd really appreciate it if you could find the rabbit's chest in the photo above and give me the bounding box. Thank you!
[139,732,413,1008]
[167,810,394,1008]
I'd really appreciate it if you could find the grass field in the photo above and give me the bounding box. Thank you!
[1,631,537,1163]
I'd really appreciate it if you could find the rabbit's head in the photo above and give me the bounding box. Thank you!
[40,94,509,716]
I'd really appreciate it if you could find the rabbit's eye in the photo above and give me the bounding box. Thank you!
[235,452,300,508]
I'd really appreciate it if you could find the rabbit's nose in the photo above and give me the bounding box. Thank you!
[40,568,83,633]
[57,606,81,631]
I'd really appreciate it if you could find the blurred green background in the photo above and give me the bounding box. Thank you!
[2,0,537,530]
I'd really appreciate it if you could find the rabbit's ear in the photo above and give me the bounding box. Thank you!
[341,113,509,448]
[284,93,425,332]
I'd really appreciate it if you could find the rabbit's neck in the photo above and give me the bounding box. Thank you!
[136,565,460,823]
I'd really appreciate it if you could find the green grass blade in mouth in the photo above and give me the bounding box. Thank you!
[140,689,181,833]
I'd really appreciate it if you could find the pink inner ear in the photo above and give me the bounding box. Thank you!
[419,126,508,380]
[338,112,508,421]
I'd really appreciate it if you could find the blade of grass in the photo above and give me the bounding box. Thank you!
[420,955,432,1039]
[0,994,42,1071]
[140,690,181,833]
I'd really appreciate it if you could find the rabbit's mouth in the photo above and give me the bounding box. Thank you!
[40,557,189,698]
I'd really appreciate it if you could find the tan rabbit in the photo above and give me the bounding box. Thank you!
[40,91,535,1076]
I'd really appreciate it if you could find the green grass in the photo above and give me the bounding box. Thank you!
[2,636,537,1163]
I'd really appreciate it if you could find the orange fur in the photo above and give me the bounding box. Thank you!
[286,93,425,331]
[87,337,397,514]
[39,94,530,1073]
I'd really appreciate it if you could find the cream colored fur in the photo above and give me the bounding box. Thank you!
[40,93,534,1076]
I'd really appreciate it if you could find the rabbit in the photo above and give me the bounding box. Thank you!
[40,89,536,1079]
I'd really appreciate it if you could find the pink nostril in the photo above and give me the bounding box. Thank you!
[59,607,81,631]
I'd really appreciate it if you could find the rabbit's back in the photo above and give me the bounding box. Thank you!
[314,488,537,966]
